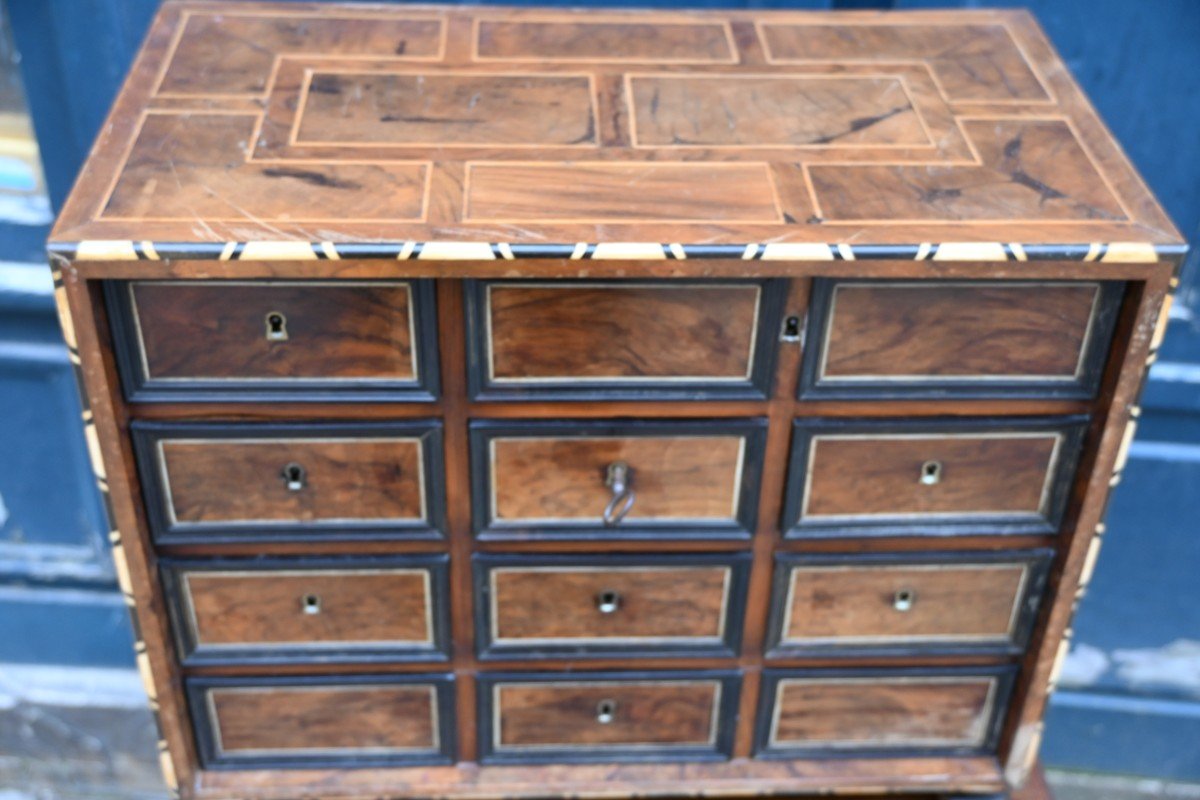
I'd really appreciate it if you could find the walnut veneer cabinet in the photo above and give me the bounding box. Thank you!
[48,3,1185,800]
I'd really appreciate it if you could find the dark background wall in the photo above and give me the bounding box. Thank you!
[2,0,1197,780]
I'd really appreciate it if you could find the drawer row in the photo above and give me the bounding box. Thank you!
[188,666,1016,769]
[106,278,1123,403]
[162,550,1051,666]
[133,416,1087,545]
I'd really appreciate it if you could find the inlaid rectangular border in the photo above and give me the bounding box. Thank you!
[763,549,1053,658]
[781,415,1088,538]
[186,672,456,769]
[463,278,787,402]
[753,665,1016,760]
[473,552,751,660]
[131,419,446,545]
[105,279,441,403]
[468,418,767,542]
[477,669,740,765]
[798,278,1125,400]
[161,554,451,666]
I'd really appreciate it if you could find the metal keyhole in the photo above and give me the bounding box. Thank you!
[596,590,621,614]
[596,699,617,724]
[920,460,942,486]
[780,315,802,343]
[893,589,916,612]
[265,311,288,341]
[282,462,306,491]
[302,594,322,615]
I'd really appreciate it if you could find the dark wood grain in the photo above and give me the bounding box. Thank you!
[819,282,1105,381]
[490,435,743,524]
[760,669,1011,756]
[161,438,422,524]
[810,436,1053,518]
[768,551,1051,656]
[485,283,760,382]
[127,281,418,381]
[212,685,437,752]
[494,680,718,748]
[161,557,447,664]
[187,675,454,767]
[491,566,728,642]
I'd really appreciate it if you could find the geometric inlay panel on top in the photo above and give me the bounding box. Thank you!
[53,4,1173,247]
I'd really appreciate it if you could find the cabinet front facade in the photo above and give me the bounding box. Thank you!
[49,4,1184,799]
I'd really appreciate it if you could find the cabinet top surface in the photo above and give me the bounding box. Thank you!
[50,1,1184,263]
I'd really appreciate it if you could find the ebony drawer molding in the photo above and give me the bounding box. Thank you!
[186,673,456,769]
[799,279,1123,400]
[764,550,1052,658]
[105,280,440,402]
[781,416,1088,538]
[161,555,451,666]
[754,666,1016,759]
[464,279,786,401]
[477,670,740,764]
[474,553,750,660]
[132,420,445,544]
[469,418,766,541]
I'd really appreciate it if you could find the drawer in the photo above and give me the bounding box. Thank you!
[161,556,450,665]
[782,417,1087,537]
[755,667,1015,758]
[132,420,444,544]
[187,674,454,768]
[478,671,739,764]
[469,419,766,540]
[464,279,786,400]
[765,550,1052,657]
[474,554,750,660]
[799,279,1123,399]
[106,280,439,402]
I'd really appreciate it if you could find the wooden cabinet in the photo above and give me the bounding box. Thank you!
[48,3,1184,800]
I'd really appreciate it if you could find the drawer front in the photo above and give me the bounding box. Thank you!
[800,279,1122,399]
[782,417,1086,537]
[755,667,1015,758]
[475,554,750,659]
[765,550,1052,657]
[465,279,785,400]
[470,419,766,540]
[187,674,454,768]
[162,556,450,665]
[478,671,739,764]
[132,420,444,544]
[107,280,439,402]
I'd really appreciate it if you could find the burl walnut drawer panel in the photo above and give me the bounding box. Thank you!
[474,554,750,660]
[754,667,1015,759]
[799,279,1123,400]
[161,555,450,666]
[464,279,786,400]
[469,419,766,540]
[186,674,455,769]
[131,420,444,544]
[106,280,440,402]
[764,550,1052,658]
[478,671,740,764]
[782,416,1087,537]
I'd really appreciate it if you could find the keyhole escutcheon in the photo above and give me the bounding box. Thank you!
[265,311,288,341]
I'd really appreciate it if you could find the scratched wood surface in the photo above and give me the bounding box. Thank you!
[47,1,1183,253]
